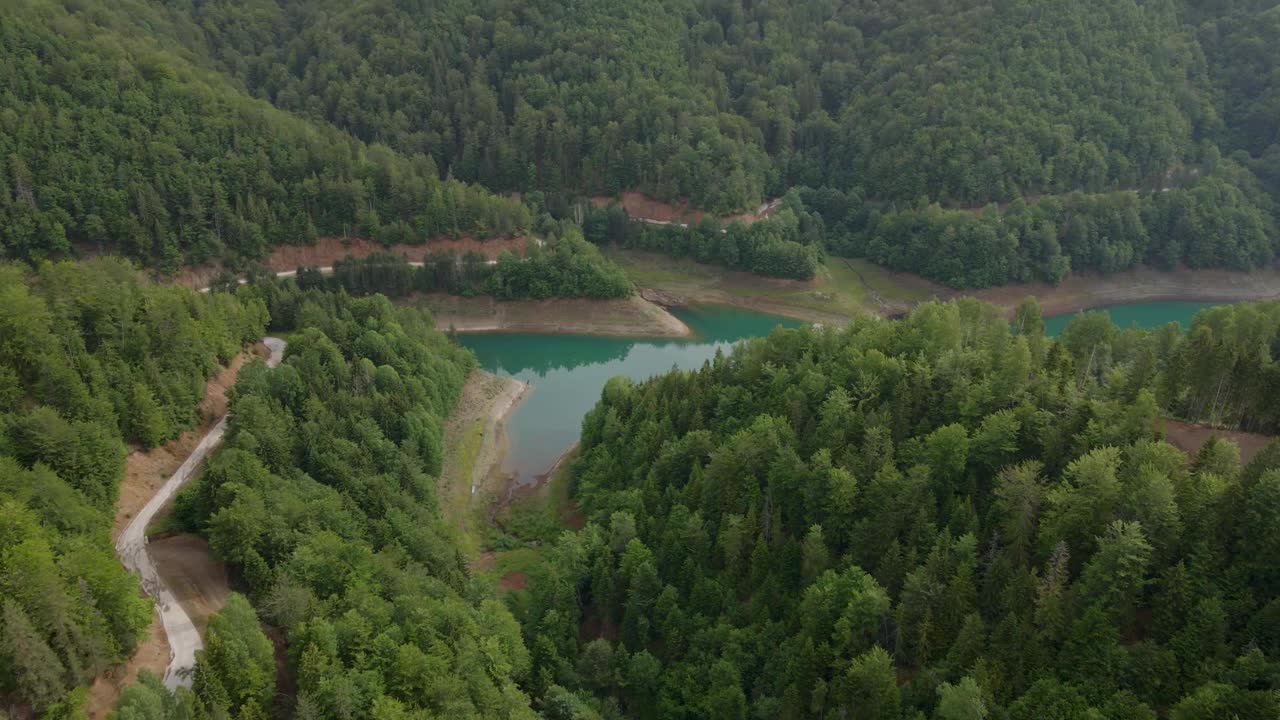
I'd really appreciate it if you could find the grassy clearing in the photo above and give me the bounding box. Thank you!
[606,248,940,323]
[443,418,487,555]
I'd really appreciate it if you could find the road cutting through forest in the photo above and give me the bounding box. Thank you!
[114,337,286,690]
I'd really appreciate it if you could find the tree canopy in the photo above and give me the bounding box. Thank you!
[0,259,266,713]
[510,299,1280,718]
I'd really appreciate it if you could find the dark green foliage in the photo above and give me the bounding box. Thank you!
[0,259,267,711]
[803,179,1276,288]
[319,230,632,300]
[589,200,821,280]
[518,299,1280,717]
[179,285,537,718]
[7,0,1280,283]
[106,0,1274,284]
[0,0,530,269]
[174,0,1253,211]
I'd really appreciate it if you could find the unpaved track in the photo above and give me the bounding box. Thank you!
[115,337,285,689]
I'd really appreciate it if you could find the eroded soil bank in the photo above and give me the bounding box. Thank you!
[175,235,529,289]
[965,266,1280,316]
[421,294,692,338]
[1164,418,1275,465]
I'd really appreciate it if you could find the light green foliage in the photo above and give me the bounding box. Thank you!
[178,284,536,719]
[193,594,275,719]
[936,676,988,720]
[0,260,265,711]
[110,671,205,720]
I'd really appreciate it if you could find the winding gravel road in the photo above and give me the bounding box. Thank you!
[115,337,286,689]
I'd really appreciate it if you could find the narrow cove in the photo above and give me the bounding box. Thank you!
[460,305,802,485]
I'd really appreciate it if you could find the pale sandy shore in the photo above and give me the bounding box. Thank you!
[439,370,530,548]
[964,266,1280,316]
[422,295,692,338]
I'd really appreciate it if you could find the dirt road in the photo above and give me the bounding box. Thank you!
[114,337,285,689]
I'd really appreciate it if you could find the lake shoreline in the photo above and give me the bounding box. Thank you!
[963,265,1280,317]
[421,294,694,338]
[439,370,531,554]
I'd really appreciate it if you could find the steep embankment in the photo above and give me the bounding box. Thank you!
[964,265,1280,316]
[422,294,692,337]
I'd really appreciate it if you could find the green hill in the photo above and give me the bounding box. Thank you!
[0,0,530,270]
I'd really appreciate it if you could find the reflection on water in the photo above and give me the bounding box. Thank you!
[1044,301,1220,337]
[460,306,801,484]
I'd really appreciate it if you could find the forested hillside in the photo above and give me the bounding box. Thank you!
[0,0,530,269]
[513,300,1280,718]
[160,284,537,718]
[0,260,266,714]
[177,0,1217,208]
[153,0,1279,285]
[4,0,1279,284]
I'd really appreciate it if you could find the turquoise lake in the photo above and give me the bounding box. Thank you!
[463,300,1220,481]
[460,306,801,482]
[1043,301,1219,337]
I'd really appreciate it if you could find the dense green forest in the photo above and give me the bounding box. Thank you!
[5,259,1277,719]
[585,201,823,280]
[793,172,1276,287]
[504,299,1280,718]
[174,0,1240,208]
[0,259,266,713]
[296,228,633,299]
[160,0,1280,282]
[0,0,531,269]
[154,283,537,718]
[6,0,1279,285]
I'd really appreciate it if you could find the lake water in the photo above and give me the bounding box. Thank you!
[463,300,1219,481]
[1043,300,1219,337]
[460,306,800,482]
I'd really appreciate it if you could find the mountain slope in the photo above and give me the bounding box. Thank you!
[0,0,530,269]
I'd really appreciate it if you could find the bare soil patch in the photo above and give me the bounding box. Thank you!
[113,342,268,540]
[469,552,497,574]
[84,618,168,719]
[591,192,777,226]
[1164,419,1275,465]
[420,294,691,337]
[966,266,1280,317]
[498,571,528,591]
[263,625,296,711]
[593,192,710,225]
[560,501,586,531]
[579,604,619,644]
[148,534,231,634]
[174,235,528,289]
